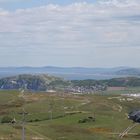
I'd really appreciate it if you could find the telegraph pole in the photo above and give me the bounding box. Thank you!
[19,84,28,140]
[19,108,28,140]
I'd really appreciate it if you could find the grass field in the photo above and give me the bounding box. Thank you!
[0,89,140,140]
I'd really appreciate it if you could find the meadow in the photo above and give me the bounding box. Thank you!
[0,89,140,140]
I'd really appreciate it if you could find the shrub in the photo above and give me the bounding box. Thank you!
[1,116,13,123]
[78,117,95,123]
[34,119,40,122]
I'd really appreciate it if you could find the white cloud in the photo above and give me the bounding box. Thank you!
[0,8,9,15]
[0,1,140,67]
[99,0,140,7]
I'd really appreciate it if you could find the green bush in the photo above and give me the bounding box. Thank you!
[78,117,95,123]
[1,116,13,123]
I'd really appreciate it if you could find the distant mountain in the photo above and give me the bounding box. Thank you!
[115,68,140,76]
[0,66,140,80]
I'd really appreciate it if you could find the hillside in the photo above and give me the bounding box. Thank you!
[72,77,140,88]
[0,74,69,91]
[1,74,140,92]
[0,90,140,140]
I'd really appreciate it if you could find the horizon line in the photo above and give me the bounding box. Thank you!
[0,66,137,69]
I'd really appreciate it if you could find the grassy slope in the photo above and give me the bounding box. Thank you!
[0,90,140,139]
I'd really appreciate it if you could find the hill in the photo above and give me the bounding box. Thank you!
[116,68,140,76]
[72,77,140,87]
[0,74,69,91]
[1,74,140,92]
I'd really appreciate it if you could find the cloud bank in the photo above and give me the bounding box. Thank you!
[0,0,140,67]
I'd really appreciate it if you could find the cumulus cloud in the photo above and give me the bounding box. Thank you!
[0,0,140,67]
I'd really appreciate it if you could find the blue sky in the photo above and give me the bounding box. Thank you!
[0,0,97,10]
[0,0,140,67]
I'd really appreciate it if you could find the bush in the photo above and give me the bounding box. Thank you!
[1,116,13,123]
[34,119,40,122]
[78,117,95,123]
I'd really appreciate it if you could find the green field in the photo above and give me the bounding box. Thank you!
[0,90,140,140]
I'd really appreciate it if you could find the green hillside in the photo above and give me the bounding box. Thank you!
[0,90,140,139]
[72,77,140,87]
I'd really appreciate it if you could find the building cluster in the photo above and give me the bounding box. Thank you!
[64,85,106,94]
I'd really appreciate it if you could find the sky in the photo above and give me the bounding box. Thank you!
[0,0,140,67]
